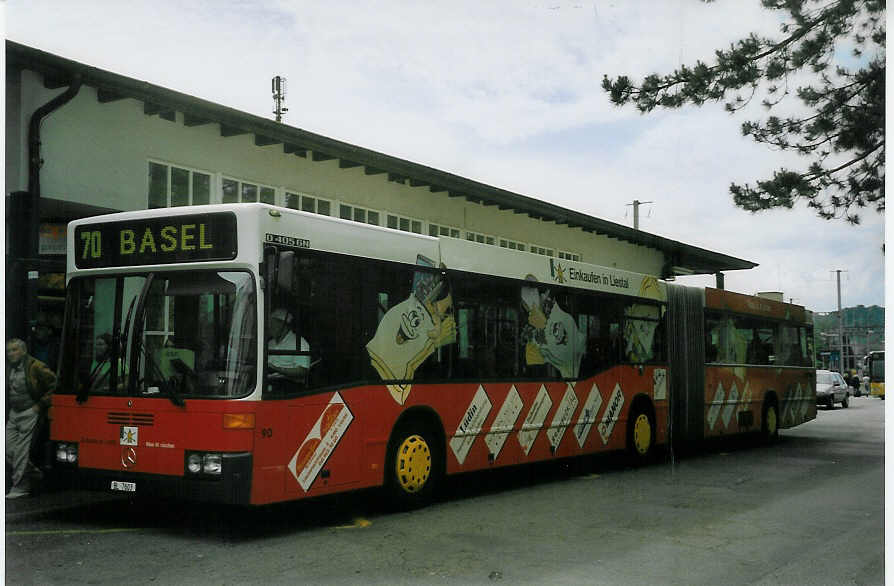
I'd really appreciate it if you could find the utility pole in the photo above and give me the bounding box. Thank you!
[627,199,653,230]
[835,269,845,372]
[272,76,288,123]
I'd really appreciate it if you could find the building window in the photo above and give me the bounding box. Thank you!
[428,223,461,238]
[148,162,212,208]
[340,204,380,226]
[286,192,331,216]
[465,231,496,246]
[387,213,423,234]
[499,238,527,252]
[222,177,276,204]
[530,245,555,257]
[558,251,581,262]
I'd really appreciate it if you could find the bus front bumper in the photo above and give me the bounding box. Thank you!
[55,452,253,505]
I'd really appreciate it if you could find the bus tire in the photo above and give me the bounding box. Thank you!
[761,399,779,443]
[626,400,655,465]
[385,420,441,510]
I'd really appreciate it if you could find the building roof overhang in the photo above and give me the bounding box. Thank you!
[7,40,757,277]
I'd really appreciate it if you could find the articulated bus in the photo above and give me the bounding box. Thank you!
[868,351,885,399]
[52,204,816,506]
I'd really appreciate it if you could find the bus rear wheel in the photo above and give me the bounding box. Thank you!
[626,403,655,464]
[385,422,440,509]
[761,401,779,443]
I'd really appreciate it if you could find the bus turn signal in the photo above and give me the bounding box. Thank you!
[223,413,255,429]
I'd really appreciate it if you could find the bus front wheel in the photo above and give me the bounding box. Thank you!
[385,421,441,509]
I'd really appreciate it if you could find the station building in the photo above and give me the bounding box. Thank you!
[5,40,755,354]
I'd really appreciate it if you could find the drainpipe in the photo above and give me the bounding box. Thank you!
[19,74,82,344]
[28,73,83,209]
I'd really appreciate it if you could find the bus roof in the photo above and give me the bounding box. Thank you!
[704,287,809,323]
[69,203,667,302]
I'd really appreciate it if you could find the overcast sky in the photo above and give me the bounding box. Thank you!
[5,0,886,313]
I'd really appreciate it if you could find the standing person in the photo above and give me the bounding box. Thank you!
[6,338,55,498]
[30,313,60,371]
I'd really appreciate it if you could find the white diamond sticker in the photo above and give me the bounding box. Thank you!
[546,384,578,450]
[518,385,552,456]
[597,384,625,445]
[485,386,523,461]
[449,386,493,465]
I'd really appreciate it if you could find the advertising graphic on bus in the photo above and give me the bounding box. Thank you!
[52,204,816,506]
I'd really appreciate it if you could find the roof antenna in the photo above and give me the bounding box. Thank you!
[272,76,288,123]
[625,199,653,230]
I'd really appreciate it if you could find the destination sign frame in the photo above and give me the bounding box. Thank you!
[74,212,238,269]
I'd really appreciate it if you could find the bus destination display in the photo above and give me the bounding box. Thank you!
[74,212,238,268]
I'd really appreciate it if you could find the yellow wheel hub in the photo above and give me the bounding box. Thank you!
[395,434,431,494]
[633,413,652,455]
[767,406,777,434]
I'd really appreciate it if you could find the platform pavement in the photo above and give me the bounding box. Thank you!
[5,481,125,522]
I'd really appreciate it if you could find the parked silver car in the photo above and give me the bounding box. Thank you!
[816,369,850,409]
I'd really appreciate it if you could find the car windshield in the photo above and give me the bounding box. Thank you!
[59,271,257,400]
[817,371,833,385]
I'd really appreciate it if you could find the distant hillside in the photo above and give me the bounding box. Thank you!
[813,305,885,356]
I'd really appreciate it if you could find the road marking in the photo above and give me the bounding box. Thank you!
[334,517,371,529]
[7,528,141,536]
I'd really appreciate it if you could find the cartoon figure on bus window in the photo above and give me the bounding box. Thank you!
[520,277,584,379]
[366,255,456,405]
[624,304,661,363]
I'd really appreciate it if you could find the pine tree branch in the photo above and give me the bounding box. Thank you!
[803,140,884,180]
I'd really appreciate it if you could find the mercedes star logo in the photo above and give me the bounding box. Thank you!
[121,446,137,469]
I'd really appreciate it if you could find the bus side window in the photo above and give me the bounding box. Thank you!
[576,293,624,377]
[450,272,522,381]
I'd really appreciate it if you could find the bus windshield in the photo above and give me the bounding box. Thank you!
[869,352,885,382]
[59,270,257,400]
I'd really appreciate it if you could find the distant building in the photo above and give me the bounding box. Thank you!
[5,40,755,346]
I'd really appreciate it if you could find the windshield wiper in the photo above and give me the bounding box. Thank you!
[134,337,185,407]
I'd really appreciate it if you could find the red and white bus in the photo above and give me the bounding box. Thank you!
[52,204,815,506]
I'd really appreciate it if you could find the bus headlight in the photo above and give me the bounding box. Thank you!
[186,453,203,474]
[185,452,223,476]
[203,454,222,475]
[55,442,78,464]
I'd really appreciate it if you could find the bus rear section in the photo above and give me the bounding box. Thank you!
[667,286,816,451]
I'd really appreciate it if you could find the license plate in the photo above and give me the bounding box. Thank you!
[110,481,136,492]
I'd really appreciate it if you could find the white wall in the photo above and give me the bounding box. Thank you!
[10,68,665,275]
